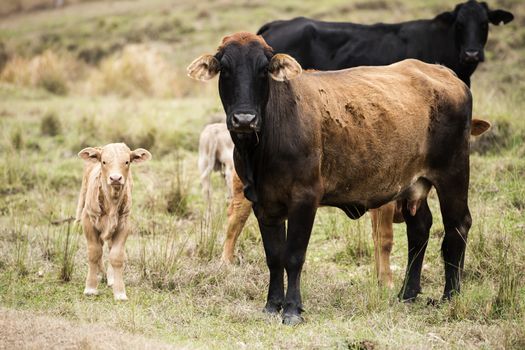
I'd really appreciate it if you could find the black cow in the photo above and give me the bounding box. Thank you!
[188,33,475,325]
[258,0,513,86]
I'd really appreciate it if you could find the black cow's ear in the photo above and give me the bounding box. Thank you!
[435,11,456,23]
[187,54,220,81]
[488,9,514,25]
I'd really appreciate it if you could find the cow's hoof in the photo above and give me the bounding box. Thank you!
[83,288,99,296]
[282,313,304,326]
[263,304,281,314]
[107,278,114,287]
[114,292,128,301]
[398,287,420,302]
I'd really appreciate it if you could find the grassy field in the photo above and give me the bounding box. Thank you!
[0,0,524,349]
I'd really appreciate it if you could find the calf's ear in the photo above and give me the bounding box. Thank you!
[131,148,152,163]
[187,54,220,81]
[268,54,302,82]
[78,147,101,162]
[488,9,514,25]
[471,119,491,136]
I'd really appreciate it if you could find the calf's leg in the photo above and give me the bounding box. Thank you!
[370,202,395,288]
[258,220,286,314]
[109,223,129,301]
[282,200,317,325]
[399,198,432,301]
[83,220,102,296]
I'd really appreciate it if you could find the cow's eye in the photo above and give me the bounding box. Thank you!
[102,161,106,165]
[125,161,129,165]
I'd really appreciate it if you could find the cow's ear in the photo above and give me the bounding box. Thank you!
[268,54,302,82]
[131,148,152,163]
[471,119,491,136]
[488,9,514,25]
[435,11,456,23]
[78,147,101,162]
[187,54,220,81]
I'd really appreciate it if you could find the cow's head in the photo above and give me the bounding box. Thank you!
[79,143,151,188]
[436,1,513,64]
[187,32,302,134]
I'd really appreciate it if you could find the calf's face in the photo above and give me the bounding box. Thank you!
[437,1,513,64]
[79,143,151,187]
[187,33,302,135]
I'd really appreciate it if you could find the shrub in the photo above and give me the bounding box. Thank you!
[40,111,62,136]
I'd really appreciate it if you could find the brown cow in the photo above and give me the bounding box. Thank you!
[369,117,491,287]
[223,118,490,284]
[76,143,151,301]
[189,32,477,325]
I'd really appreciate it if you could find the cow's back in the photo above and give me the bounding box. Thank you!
[291,59,470,205]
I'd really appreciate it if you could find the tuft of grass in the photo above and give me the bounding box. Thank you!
[165,153,190,217]
[88,44,181,98]
[0,50,72,95]
[40,111,61,136]
[57,222,79,282]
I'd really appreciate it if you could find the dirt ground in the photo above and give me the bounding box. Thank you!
[0,308,182,350]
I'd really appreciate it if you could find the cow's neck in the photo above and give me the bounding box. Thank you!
[231,80,302,203]
[100,181,126,213]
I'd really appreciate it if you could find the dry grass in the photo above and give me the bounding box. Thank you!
[0,50,83,94]
[87,44,184,98]
[0,307,179,349]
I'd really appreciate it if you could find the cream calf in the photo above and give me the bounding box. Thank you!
[198,123,235,201]
[76,143,151,301]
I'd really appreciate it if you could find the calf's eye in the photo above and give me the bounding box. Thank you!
[102,161,106,165]
[125,161,129,165]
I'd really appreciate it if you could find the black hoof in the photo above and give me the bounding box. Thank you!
[398,286,421,302]
[441,290,458,301]
[263,302,282,314]
[282,313,304,326]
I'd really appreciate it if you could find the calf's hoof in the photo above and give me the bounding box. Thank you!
[114,292,128,301]
[282,313,304,326]
[83,288,99,296]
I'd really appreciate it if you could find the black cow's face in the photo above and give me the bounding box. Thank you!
[436,1,513,65]
[216,42,272,133]
[187,33,302,135]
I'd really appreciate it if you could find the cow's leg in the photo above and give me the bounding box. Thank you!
[221,195,251,264]
[399,198,432,301]
[435,175,471,300]
[83,220,102,296]
[106,240,114,287]
[199,160,213,204]
[109,223,129,301]
[370,202,395,288]
[258,220,286,314]
[282,200,317,325]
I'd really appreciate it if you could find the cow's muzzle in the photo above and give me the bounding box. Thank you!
[231,113,259,133]
[461,49,484,64]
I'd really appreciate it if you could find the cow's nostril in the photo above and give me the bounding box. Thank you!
[465,50,479,58]
[233,113,256,127]
[110,175,123,182]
